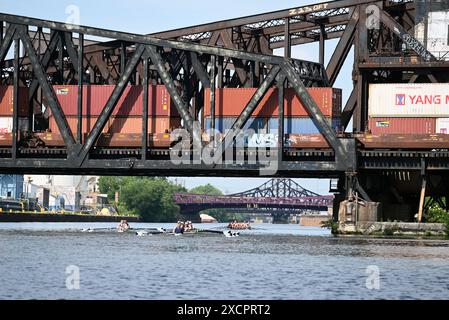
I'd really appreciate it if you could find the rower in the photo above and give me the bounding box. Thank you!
[173,222,184,235]
[117,220,130,232]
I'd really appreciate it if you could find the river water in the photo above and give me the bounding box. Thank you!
[0,222,448,300]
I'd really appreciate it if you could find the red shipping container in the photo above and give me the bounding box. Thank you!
[368,117,436,135]
[52,85,178,117]
[204,87,342,118]
[0,85,29,117]
[109,117,182,134]
[49,116,109,136]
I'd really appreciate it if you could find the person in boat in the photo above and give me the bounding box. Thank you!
[173,222,185,235]
[185,221,194,232]
[117,220,130,232]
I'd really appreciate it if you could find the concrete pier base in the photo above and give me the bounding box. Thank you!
[339,222,446,236]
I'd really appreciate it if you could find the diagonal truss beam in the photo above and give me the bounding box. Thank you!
[28,31,61,103]
[189,52,210,88]
[283,59,346,160]
[326,7,358,86]
[375,5,437,62]
[61,32,80,71]
[0,25,16,62]
[18,26,76,149]
[341,87,357,130]
[77,44,146,165]
[146,45,195,133]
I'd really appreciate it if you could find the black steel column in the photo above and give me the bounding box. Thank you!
[319,24,326,65]
[277,77,285,167]
[0,22,3,47]
[210,55,216,144]
[142,57,149,160]
[217,56,223,88]
[284,18,291,58]
[120,42,126,74]
[12,38,19,160]
[77,33,84,144]
[250,60,256,87]
[58,32,63,84]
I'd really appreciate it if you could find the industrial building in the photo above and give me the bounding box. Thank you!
[24,175,104,211]
[0,174,24,199]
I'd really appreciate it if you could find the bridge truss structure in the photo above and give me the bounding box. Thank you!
[174,178,333,216]
[1,0,449,223]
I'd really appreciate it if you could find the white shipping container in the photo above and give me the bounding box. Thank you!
[436,118,449,134]
[369,83,449,117]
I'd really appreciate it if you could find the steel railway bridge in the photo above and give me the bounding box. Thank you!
[1,0,449,229]
[174,178,333,218]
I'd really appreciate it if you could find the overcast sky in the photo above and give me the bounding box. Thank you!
[0,0,353,194]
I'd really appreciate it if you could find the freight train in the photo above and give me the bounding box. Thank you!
[1,83,449,155]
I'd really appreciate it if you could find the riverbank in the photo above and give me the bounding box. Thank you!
[0,213,140,223]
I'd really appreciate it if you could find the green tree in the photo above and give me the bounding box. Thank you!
[427,204,449,238]
[189,184,223,196]
[120,177,186,222]
[98,176,134,202]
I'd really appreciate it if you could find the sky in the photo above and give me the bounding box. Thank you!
[0,0,354,195]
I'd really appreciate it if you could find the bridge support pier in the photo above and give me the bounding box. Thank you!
[336,167,449,235]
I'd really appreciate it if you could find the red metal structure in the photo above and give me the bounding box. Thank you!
[174,178,333,216]
[1,0,449,226]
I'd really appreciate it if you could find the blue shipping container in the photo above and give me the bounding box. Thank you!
[268,118,341,134]
[205,117,267,133]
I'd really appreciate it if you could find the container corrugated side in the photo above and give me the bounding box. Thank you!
[204,117,267,133]
[52,85,177,117]
[368,83,449,117]
[49,116,107,135]
[268,117,340,134]
[368,117,436,134]
[204,88,341,118]
[436,118,449,134]
[0,86,29,117]
[109,116,182,134]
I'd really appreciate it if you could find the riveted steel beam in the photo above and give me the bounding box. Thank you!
[77,44,146,166]
[0,24,15,62]
[326,7,358,85]
[18,26,76,150]
[28,31,61,103]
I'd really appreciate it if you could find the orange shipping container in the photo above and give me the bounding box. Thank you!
[52,85,179,117]
[0,85,29,117]
[50,116,182,136]
[49,116,109,136]
[204,87,342,118]
[109,117,182,134]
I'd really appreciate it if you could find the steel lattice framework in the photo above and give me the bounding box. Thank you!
[174,178,333,215]
[1,0,449,224]
[230,178,320,198]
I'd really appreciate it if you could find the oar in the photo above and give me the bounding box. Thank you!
[81,227,116,232]
[197,229,228,234]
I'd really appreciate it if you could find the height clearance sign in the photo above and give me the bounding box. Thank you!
[368,84,449,117]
